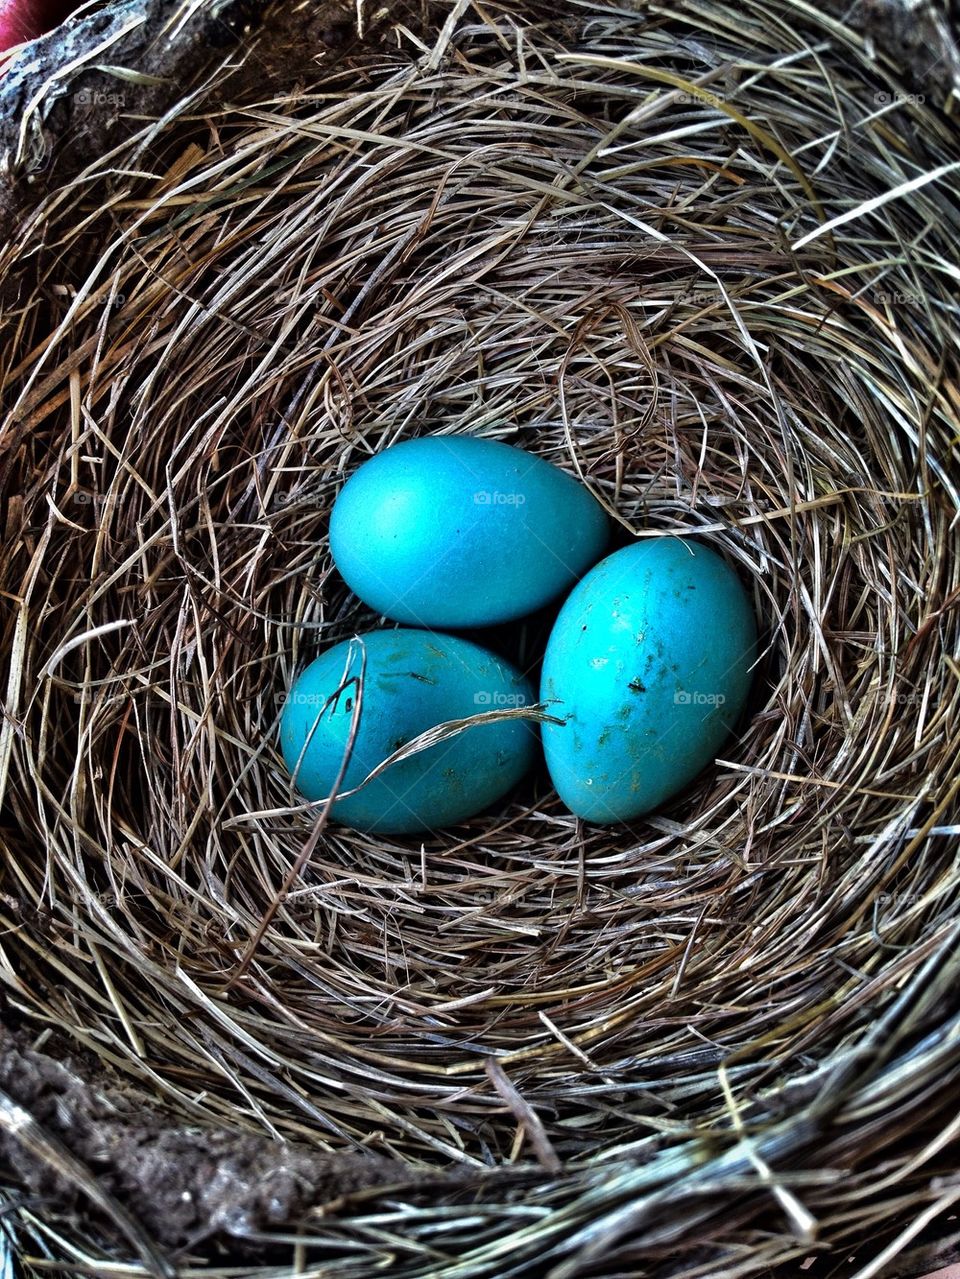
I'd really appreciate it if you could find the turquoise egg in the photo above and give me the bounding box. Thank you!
[279,628,536,834]
[329,436,608,627]
[541,538,757,823]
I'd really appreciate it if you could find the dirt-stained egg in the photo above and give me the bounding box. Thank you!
[540,538,757,823]
[280,627,536,834]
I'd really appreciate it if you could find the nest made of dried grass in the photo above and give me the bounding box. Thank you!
[1,1,959,1276]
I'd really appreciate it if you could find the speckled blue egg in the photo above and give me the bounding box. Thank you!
[279,628,536,834]
[541,538,757,823]
[329,436,609,628]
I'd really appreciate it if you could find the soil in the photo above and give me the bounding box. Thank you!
[819,0,960,100]
[0,1022,413,1257]
[0,0,419,238]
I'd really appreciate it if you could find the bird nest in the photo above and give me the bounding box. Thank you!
[2,2,960,1277]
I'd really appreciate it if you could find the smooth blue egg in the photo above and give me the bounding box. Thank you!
[541,538,757,823]
[279,628,536,834]
[329,436,609,627]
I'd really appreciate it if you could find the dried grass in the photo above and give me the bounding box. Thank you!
[1,0,959,1275]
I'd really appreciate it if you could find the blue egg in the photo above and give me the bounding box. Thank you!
[279,628,536,834]
[541,538,757,823]
[329,436,608,627]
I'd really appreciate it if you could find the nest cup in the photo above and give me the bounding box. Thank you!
[1,1,960,1275]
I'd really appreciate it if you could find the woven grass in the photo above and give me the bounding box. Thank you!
[1,0,960,1275]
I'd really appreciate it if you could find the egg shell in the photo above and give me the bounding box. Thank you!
[328,436,609,628]
[279,628,536,834]
[540,538,757,823]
